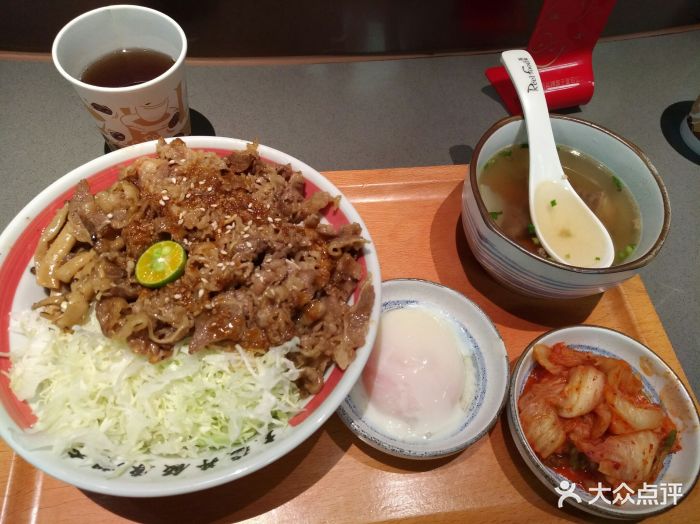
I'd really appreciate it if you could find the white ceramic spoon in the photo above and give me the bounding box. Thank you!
[500,50,614,268]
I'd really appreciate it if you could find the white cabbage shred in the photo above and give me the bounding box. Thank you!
[9,310,302,467]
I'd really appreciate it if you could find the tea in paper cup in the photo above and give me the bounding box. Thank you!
[52,5,190,150]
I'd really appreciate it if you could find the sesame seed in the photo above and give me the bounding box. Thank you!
[207,186,213,192]
[162,189,168,194]
[162,195,170,201]
[274,218,281,222]
[198,288,205,298]
[243,233,250,238]
[212,203,218,208]
[106,213,113,219]
[267,217,273,223]
[173,293,182,299]
[199,180,205,185]
[205,303,213,309]
[246,241,252,248]
[185,192,191,198]
[178,219,184,225]
[159,199,165,206]
[217,262,224,268]
[170,177,177,183]
[211,221,218,229]
[220,249,228,255]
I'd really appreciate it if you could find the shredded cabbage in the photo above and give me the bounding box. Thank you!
[8,310,302,467]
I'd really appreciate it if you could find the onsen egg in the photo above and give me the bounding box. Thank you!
[360,306,475,441]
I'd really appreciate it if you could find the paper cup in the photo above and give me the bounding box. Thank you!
[680,94,700,156]
[52,5,190,150]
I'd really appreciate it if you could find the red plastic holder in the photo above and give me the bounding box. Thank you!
[486,0,616,115]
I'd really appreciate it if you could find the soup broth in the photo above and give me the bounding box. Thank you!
[479,145,641,265]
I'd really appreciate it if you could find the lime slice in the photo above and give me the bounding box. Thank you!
[135,240,187,288]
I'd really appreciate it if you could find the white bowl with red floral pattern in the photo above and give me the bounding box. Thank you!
[0,136,382,497]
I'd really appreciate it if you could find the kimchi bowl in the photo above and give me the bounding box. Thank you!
[0,136,382,497]
[507,325,700,519]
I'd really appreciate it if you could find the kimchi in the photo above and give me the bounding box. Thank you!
[519,342,680,494]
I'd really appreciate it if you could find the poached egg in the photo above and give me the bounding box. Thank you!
[357,305,475,441]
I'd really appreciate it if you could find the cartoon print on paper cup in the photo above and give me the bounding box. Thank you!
[680,93,700,156]
[81,81,190,146]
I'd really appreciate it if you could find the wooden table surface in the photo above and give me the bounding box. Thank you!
[0,164,697,523]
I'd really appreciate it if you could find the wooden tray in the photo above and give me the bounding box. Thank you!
[1,165,697,523]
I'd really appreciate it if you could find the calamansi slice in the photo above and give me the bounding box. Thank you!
[135,240,187,288]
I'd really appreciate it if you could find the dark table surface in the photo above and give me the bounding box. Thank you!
[1,29,699,395]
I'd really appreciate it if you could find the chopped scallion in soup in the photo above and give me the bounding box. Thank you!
[479,145,641,265]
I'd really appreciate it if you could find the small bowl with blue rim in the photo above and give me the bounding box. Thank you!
[337,278,509,460]
[508,325,700,519]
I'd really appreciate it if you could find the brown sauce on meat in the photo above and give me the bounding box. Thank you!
[33,139,375,395]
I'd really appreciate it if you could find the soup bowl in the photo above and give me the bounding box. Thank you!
[461,115,670,299]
